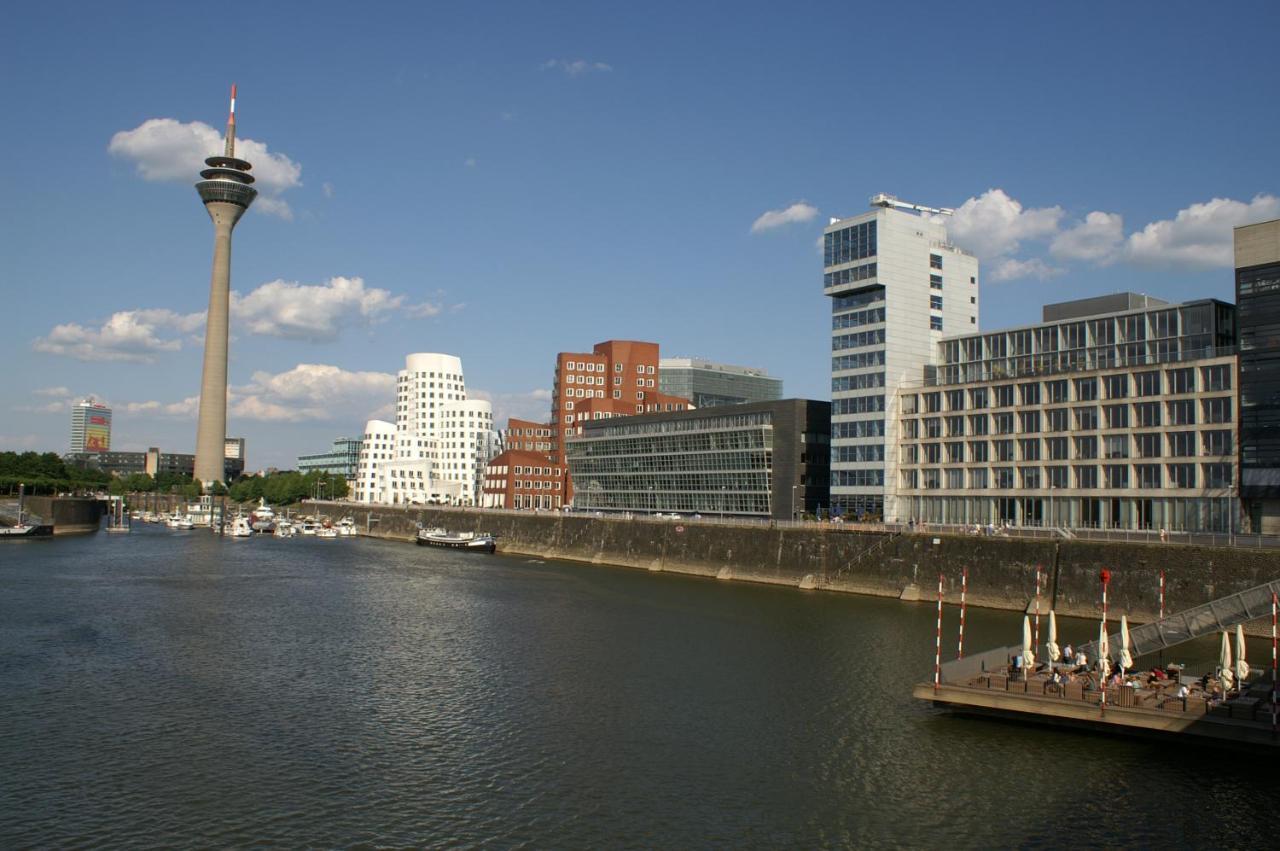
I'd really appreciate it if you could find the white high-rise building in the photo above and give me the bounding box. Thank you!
[353,353,496,506]
[824,195,980,522]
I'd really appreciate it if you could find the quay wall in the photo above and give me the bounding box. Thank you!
[308,502,1280,624]
[16,496,105,535]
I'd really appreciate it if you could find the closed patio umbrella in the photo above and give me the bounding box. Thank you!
[1119,615,1134,674]
[1047,610,1061,663]
[1219,630,1235,692]
[1097,621,1111,681]
[1235,624,1250,684]
[1022,615,1035,671]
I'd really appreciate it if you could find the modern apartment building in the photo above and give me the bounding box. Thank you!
[297,437,363,477]
[824,195,980,521]
[895,294,1238,532]
[565,399,831,520]
[658,357,782,408]
[70,398,111,453]
[353,353,496,505]
[1235,218,1280,533]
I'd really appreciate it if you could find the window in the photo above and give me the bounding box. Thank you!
[1075,436,1098,459]
[930,274,943,289]
[1134,401,1161,428]
[1168,463,1196,489]
[925,418,942,438]
[930,295,943,310]
[1203,463,1233,488]
[946,442,964,463]
[1047,466,1069,489]
[969,414,989,436]
[946,416,965,437]
[1020,438,1041,461]
[1167,431,1195,457]
[1047,408,1069,432]
[1167,400,1196,425]
[1167,367,1195,394]
[995,468,1015,489]
[1102,434,1128,459]
[1075,465,1098,489]
[994,439,1015,462]
[924,443,942,464]
[1136,464,1161,489]
[970,468,989,489]
[970,388,988,409]
[994,385,1015,407]
[945,390,965,411]
[1104,374,1128,399]
[969,441,990,462]
[1202,364,1231,392]
[1075,377,1098,401]
[1104,404,1129,430]
[923,392,942,413]
[1202,397,1232,424]
[1136,433,1162,458]
[930,254,943,270]
[1105,465,1129,489]
[1074,406,1098,430]
[1135,371,1161,396]
[636,365,644,374]
[1202,430,1232,456]
[993,412,1014,434]
[1020,467,1041,489]
[930,316,943,331]
[1047,436,1069,460]
[1020,383,1041,406]
[1020,411,1041,433]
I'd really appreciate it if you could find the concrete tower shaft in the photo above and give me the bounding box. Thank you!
[193,85,257,488]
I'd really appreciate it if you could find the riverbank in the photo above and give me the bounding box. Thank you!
[305,502,1280,625]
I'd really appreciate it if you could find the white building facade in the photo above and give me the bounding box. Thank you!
[353,353,496,506]
[824,197,980,521]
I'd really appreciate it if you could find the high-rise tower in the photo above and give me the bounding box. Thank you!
[193,85,256,487]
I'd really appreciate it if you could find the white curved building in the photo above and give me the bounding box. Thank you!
[353,353,496,506]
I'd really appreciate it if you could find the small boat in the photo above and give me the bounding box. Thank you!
[415,526,497,553]
[0,485,54,539]
[299,519,319,536]
[336,517,358,537]
[168,515,195,530]
[250,498,277,534]
[316,525,339,539]
[230,515,254,537]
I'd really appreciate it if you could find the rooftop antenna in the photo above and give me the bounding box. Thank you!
[224,83,237,158]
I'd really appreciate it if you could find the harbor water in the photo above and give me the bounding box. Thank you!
[2,526,1277,847]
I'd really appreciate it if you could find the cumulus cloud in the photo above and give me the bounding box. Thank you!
[1051,211,1125,263]
[1125,194,1280,268]
[108,117,303,219]
[33,278,444,360]
[120,364,396,423]
[990,257,1063,282]
[34,386,72,397]
[944,189,1063,260]
[33,308,203,362]
[231,276,439,341]
[751,202,819,234]
[542,59,613,75]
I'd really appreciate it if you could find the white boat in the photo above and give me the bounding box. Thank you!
[415,526,497,552]
[276,522,297,538]
[316,525,339,539]
[336,517,358,536]
[167,514,195,530]
[230,515,254,537]
[250,498,277,533]
[299,518,319,536]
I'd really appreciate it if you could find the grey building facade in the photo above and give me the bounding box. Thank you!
[1235,218,1280,533]
[658,358,782,408]
[565,399,830,520]
[66,448,245,481]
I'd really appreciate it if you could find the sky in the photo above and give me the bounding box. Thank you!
[3,1,1277,469]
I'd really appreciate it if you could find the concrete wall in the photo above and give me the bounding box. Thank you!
[309,502,1280,626]
[22,497,105,534]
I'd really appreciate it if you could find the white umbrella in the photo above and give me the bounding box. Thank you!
[1119,615,1134,673]
[1047,610,1061,662]
[1022,615,1036,670]
[1235,624,1250,684]
[1097,621,1111,681]
[1219,630,1235,692]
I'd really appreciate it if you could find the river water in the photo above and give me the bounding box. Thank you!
[1,526,1276,848]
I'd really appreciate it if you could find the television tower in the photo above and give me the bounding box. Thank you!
[193,85,256,488]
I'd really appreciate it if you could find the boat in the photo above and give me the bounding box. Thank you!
[250,498,277,533]
[169,515,195,530]
[316,525,339,539]
[415,526,497,553]
[336,517,358,537]
[230,515,254,537]
[0,484,54,539]
[299,519,318,536]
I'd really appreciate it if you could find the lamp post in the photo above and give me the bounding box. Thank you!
[792,483,801,522]
[720,485,727,520]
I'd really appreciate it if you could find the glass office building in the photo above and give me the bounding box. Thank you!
[658,358,782,408]
[1235,218,1280,532]
[297,437,363,477]
[565,400,830,519]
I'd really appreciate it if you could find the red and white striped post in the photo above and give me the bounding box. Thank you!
[957,567,968,660]
[1159,570,1166,620]
[1100,568,1111,714]
[1272,591,1277,739]
[934,573,944,691]
[1034,566,1043,654]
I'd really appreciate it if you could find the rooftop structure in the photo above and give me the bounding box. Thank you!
[658,357,782,408]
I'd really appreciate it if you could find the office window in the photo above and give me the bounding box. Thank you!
[969,468,989,489]
[930,295,944,311]
[969,413,989,436]
[994,412,1014,434]
[970,387,988,409]
[1202,397,1232,424]
[1104,374,1129,399]
[995,439,1015,461]
[1020,466,1042,489]
[1203,463,1233,488]
[946,468,965,489]
[1202,364,1231,392]
[1020,382,1041,406]
[1047,466,1069,489]
[930,316,944,331]
[1020,438,1041,461]
[1202,430,1232,456]
[1103,435,1129,459]
[946,416,965,437]
[1075,465,1098,489]
[945,390,965,411]
[1074,406,1099,430]
[930,254,943,270]
[1135,371,1161,396]
[1075,377,1098,401]
[1020,411,1041,433]
[924,443,942,464]
[924,392,942,413]
[1134,401,1161,428]
[1167,367,1195,394]
[1136,433,1162,458]
[994,385,1015,407]
[1046,380,1069,404]
[1047,436,1069,460]
[1167,431,1196,457]
[925,418,942,438]
[1168,463,1196,489]
[995,467,1015,489]
[1047,408,1069,432]
[930,274,943,290]
[969,441,990,463]
[1104,404,1129,430]
[1105,464,1129,489]
[1167,399,1196,425]
[1136,464,1161,489]
[1075,436,1098,459]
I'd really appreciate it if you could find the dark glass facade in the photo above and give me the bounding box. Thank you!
[1238,259,1280,498]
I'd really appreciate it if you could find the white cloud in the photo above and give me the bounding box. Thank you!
[542,59,613,75]
[108,117,302,219]
[33,386,72,397]
[33,308,203,362]
[1125,194,1280,268]
[119,364,396,424]
[1051,211,1125,263]
[231,276,439,341]
[990,257,1063,282]
[944,189,1063,260]
[751,202,819,234]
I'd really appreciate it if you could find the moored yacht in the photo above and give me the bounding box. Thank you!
[250,498,276,533]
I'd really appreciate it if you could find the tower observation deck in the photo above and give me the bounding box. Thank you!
[192,84,256,488]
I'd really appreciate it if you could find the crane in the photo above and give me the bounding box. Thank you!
[869,193,953,216]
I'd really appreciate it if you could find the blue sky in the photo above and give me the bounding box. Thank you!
[3,1,1277,468]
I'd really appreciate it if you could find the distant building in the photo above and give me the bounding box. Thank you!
[565,399,831,520]
[67,445,244,481]
[895,294,1237,531]
[1236,218,1280,533]
[297,437,363,478]
[659,357,782,408]
[70,398,111,453]
[480,449,566,510]
[224,437,246,466]
[824,195,980,521]
[353,353,496,506]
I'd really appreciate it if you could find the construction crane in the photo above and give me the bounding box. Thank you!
[869,193,954,216]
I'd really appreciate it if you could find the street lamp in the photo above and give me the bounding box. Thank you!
[720,485,727,520]
[792,483,801,523]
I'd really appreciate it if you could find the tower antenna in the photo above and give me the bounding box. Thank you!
[224,83,237,158]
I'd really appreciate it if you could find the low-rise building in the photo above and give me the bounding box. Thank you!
[565,399,831,520]
[895,294,1238,531]
[297,437,363,478]
[66,443,245,481]
[480,450,566,510]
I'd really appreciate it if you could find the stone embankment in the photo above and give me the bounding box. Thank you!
[306,502,1280,625]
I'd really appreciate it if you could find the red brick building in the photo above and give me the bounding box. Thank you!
[482,340,692,509]
[479,449,565,510]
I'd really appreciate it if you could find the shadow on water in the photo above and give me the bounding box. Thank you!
[1,526,1276,848]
